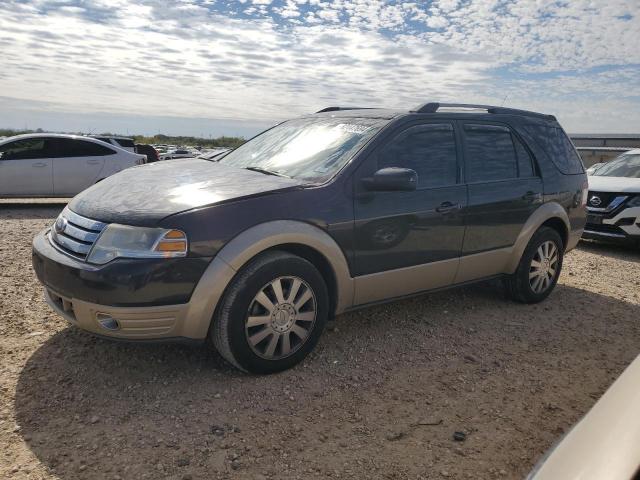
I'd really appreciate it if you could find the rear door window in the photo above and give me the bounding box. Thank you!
[463,124,518,182]
[377,123,458,189]
[53,138,115,157]
[523,124,584,174]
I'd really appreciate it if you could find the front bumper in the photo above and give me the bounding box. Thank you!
[584,206,640,244]
[44,287,193,340]
[32,229,232,340]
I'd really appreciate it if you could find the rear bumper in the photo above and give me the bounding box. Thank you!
[566,228,583,252]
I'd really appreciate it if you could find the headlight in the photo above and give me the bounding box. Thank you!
[87,224,188,265]
[626,195,640,207]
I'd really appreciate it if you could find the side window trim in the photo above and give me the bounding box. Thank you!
[511,130,539,178]
[459,120,540,185]
[377,121,461,191]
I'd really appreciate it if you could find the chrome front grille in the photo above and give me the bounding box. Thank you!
[49,208,108,260]
[586,191,629,213]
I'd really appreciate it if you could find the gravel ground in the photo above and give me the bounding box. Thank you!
[1,204,639,480]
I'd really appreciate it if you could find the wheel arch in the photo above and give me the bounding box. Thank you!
[540,216,569,249]
[506,202,570,273]
[217,221,353,315]
[182,221,354,340]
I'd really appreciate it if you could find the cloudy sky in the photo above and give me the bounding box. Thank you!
[1,0,639,136]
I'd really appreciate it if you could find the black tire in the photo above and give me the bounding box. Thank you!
[211,250,329,374]
[504,226,564,304]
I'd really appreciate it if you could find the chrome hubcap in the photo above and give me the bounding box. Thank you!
[529,240,559,294]
[245,276,317,360]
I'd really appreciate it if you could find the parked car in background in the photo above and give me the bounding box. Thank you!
[0,134,145,197]
[153,144,169,155]
[89,135,136,152]
[32,102,586,373]
[135,144,159,163]
[159,149,196,161]
[528,354,640,480]
[583,149,640,245]
[197,148,231,161]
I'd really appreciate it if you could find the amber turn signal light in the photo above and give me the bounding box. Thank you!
[154,230,188,255]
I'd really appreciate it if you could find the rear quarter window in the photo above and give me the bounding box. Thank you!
[523,124,584,174]
[115,139,135,148]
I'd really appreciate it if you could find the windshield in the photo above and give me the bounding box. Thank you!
[592,154,640,178]
[218,117,387,182]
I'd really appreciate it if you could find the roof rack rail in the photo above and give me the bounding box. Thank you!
[411,102,555,120]
[315,106,374,113]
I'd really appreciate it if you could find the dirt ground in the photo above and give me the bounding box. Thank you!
[1,204,639,480]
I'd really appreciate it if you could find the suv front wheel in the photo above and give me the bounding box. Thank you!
[211,251,329,374]
[505,226,564,303]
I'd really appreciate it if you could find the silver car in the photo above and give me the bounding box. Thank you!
[0,133,145,197]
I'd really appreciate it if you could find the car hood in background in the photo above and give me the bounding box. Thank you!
[69,159,306,225]
[588,175,640,193]
[528,354,640,480]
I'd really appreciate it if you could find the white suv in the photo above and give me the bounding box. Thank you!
[89,135,136,152]
[0,134,145,197]
[584,149,640,245]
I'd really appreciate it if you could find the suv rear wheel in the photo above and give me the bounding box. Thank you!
[211,251,329,374]
[505,226,564,303]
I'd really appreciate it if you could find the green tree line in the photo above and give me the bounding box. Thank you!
[132,134,245,149]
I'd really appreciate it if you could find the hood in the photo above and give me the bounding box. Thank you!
[69,158,306,225]
[588,175,640,193]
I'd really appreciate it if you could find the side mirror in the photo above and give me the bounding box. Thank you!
[362,167,418,192]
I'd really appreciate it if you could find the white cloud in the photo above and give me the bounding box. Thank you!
[0,0,638,134]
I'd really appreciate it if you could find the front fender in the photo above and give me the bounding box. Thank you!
[182,220,354,339]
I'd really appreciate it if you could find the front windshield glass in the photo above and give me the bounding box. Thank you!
[593,154,640,178]
[218,117,387,182]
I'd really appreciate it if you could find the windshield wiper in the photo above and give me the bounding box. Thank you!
[244,166,290,178]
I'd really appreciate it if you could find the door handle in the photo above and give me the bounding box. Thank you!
[436,201,461,214]
[32,162,47,168]
[522,191,542,203]
[87,159,101,165]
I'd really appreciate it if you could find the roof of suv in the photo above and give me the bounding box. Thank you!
[312,102,556,122]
